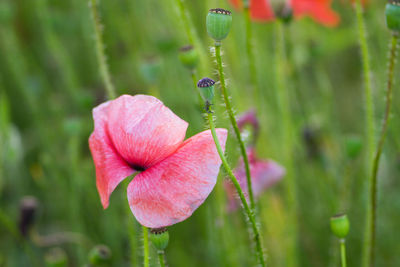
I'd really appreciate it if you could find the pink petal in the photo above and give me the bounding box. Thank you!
[89,101,135,209]
[127,129,228,228]
[107,95,188,169]
[226,149,285,210]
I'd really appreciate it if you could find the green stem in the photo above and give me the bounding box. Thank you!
[244,7,258,100]
[366,33,398,267]
[214,43,255,211]
[173,0,195,44]
[157,250,166,267]
[340,239,347,267]
[142,226,149,267]
[274,21,298,267]
[89,0,116,99]
[207,112,266,267]
[355,0,375,167]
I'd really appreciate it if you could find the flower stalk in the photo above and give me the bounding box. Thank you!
[274,20,298,267]
[214,43,256,211]
[89,0,116,99]
[365,32,398,267]
[207,111,266,267]
[142,226,149,267]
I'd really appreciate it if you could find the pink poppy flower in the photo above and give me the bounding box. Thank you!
[229,0,340,27]
[89,95,227,228]
[225,148,285,211]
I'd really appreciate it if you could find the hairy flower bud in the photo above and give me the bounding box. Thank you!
[206,8,232,42]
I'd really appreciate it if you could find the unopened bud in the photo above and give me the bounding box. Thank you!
[89,245,112,265]
[386,0,400,31]
[330,214,350,239]
[179,45,199,70]
[149,228,169,251]
[207,8,232,42]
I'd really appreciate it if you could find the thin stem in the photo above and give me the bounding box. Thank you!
[366,33,398,267]
[89,0,116,99]
[207,112,266,267]
[244,7,258,100]
[173,0,194,44]
[214,44,255,211]
[355,2,376,266]
[157,250,166,267]
[340,239,347,267]
[142,226,149,267]
[274,21,298,267]
[355,0,375,166]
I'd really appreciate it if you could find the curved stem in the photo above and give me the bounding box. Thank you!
[340,239,347,267]
[89,0,116,99]
[214,44,255,211]
[157,250,166,267]
[207,112,266,267]
[366,33,398,267]
[142,226,149,267]
[274,21,298,267]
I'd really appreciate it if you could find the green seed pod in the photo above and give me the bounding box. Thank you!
[150,228,169,251]
[330,214,350,239]
[45,248,67,267]
[206,8,232,42]
[139,57,162,85]
[179,45,199,70]
[197,78,215,103]
[345,135,363,159]
[386,0,400,32]
[89,245,112,265]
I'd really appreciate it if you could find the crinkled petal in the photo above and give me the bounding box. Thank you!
[128,129,227,228]
[250,0,275,22]
[89,101,135,209]
[291,0,340,27]
[107,95,188,169]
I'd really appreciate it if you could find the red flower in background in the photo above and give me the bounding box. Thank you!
[229,0,340,27]
[89,94,227,228]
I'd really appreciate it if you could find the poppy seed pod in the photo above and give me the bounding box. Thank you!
[89,245,112,265]
[197,77,215,103]
[150,228,169,251]
[386,0,400,31]
[179,45,199,70]
[330,214,350,239]
[206,8,232,42]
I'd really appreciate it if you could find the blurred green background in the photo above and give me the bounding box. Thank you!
[1,0,399,266]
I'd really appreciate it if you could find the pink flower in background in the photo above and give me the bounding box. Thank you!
[225,148,285,210]
[89,95,227,228]
[229,0,340,27]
